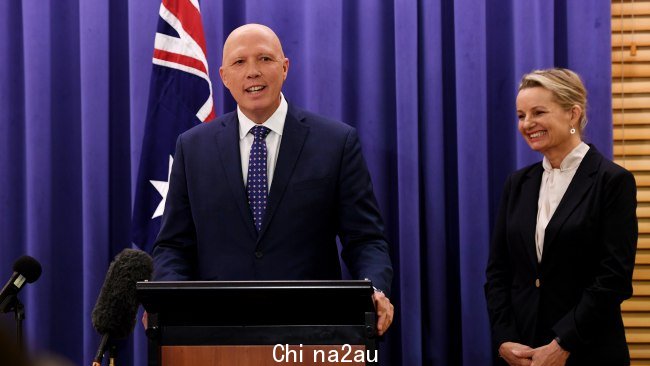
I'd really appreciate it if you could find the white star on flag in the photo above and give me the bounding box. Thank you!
[150,155,173,219]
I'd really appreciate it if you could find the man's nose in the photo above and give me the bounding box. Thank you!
[246,63,261,78]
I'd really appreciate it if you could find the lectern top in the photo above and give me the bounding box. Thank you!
[138,279,373,290]
[136,280,375,326]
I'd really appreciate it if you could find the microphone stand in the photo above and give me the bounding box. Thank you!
[92,334,109,366]
[108,344,117,366]
[2,296,26,353]
[92,340,117,366]
[14,298,25,352]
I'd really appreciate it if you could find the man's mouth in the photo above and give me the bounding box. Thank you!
[529,130,547,139]
[246,85,265,93]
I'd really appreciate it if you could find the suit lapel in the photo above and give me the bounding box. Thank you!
[214,113,258,239]
[520,164,544,268]
[257,105,309,242]
[541,146,601,263]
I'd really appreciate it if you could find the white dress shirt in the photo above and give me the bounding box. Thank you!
[238,93,288,191]
[535,142,590,262]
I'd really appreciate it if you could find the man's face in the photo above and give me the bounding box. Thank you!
[219,26,289,124]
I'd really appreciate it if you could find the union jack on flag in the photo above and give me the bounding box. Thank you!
[132,0,215,252]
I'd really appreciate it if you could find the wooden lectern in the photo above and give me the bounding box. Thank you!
[136,280,378,366]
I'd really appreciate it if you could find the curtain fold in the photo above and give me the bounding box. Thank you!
[0,1,612,365]
[21,0,55,356]
[453,1,493,364]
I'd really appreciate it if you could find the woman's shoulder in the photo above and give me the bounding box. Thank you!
[587,145,634,181]
[506,161,543,183]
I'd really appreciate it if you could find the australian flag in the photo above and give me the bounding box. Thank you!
[132,0,215,252]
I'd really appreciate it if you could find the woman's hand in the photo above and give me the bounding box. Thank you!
[499,342,533,366]
[513,339,569,366]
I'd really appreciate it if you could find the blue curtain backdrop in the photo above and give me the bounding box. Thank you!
[0,0,612,365]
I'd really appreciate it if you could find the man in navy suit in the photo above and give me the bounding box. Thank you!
[152,24,394,335]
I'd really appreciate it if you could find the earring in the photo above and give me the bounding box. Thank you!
[570,126,576,135]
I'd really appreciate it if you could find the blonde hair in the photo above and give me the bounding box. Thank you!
[519,68,588,131]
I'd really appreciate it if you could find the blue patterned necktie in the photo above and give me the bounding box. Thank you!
[247,125,271,231]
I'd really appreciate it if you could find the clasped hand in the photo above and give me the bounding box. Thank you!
[499,339,569,366]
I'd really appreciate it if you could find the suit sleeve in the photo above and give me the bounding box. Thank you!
[552,169,637,351]
[336,128,393,296]
[151,134,198,281]
[485,175,521,350]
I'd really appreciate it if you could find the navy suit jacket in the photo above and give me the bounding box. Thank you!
[485,146,637,365]
[152,103,393,294]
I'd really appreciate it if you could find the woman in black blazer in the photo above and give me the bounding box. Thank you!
[485,68,637,366]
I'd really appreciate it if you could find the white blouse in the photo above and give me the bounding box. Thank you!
[535,142,590,262]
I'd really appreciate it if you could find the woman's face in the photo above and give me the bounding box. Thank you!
[516,87,580,156]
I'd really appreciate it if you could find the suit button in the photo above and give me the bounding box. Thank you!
[535,278,540,288]
[255,251,263,259]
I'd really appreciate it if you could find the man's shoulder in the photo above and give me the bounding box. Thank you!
[180,111,237,140]
[288,103,354,135]
[179,103,356,141]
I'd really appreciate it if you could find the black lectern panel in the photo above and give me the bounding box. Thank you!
[138,280,373,326]
[136,280,378,366]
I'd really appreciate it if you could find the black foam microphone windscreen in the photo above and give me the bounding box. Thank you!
[91,249,153,339]
[0,255,42,313]
[13,256,42,283]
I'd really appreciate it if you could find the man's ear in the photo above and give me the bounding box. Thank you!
[282,58,289,81]
[219,66,229,89]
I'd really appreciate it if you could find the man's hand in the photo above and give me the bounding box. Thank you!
[513,339,569,366]
[372,291,394,336]
[499,342,533,366]
[142,311,148,329]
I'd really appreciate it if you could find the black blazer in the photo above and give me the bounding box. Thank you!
[485,145,637,365]
[152,103,393,294]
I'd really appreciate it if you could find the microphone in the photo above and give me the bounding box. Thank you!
[91,249,153,365]
[0,256,42,313]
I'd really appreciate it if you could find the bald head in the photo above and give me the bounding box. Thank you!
[219,23,289,123]
[222,24,285,65]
